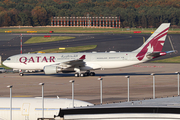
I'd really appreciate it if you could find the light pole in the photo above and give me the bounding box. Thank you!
[175,71,180,96]
[98,77,103,104]
[125,76,130,102]
[39,83,45,119]
[151,73,155,99]
[69,80,75,108]
[7,85,13,120]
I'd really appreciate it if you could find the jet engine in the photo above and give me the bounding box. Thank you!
[43,65,62,74]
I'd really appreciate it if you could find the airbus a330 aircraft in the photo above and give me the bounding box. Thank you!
[3,23,171,77]
[0,97,92,120]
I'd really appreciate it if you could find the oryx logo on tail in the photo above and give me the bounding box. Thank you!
[135,23,170,61]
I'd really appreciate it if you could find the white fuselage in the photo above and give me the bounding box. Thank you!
[0,97,92,120]
[3,52,147,71]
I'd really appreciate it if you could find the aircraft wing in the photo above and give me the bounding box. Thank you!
[43,55,86,74]
[57,55,86,69]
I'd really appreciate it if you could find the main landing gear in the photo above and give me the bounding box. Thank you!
[74,71,95,77]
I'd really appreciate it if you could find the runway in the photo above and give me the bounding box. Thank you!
[0,33,179,61]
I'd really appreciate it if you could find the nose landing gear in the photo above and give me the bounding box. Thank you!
[19,73,24,76]
[19,70,24,76]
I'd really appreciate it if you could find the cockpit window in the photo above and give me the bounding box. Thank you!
[6,58,11,60]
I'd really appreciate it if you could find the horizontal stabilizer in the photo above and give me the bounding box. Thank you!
[146,50,176,59]
[146,52,166,59]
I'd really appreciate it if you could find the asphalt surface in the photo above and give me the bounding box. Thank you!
[0,33,179,61]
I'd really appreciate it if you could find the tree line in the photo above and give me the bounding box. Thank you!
[0,0,180,28]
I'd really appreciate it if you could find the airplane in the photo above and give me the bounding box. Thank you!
[0,97,92,120]
[3,23,171,77]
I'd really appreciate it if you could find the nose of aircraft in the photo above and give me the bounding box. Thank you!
[2,60,7,66]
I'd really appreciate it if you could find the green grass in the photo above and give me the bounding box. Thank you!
[34,45,97,53]
[0,27,131,34]
[152,56,180,63]
[1,26,180,34]
[24,36,75,44]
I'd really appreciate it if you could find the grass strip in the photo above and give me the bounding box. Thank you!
[36,45,97,53]
[152,56,180,63]
[1,27,180,34]
[24,36,75,44]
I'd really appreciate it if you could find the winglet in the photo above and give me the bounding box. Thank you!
[79,55,86,60]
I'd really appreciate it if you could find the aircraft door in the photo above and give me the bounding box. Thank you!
[127,53,131,60]
[22,103,30,120]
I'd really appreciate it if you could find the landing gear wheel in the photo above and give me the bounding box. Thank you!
[80,73,85,77]
[19,73,24,76]
[75,73,79,77]
[84,72,90,76]
[90,72,95,76]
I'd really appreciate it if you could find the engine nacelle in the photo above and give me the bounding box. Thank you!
[43,65,59,74]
